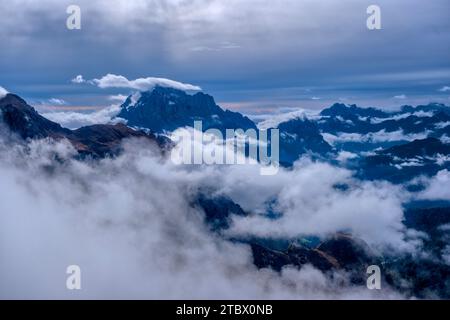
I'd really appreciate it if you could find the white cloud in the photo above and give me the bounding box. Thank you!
[0,86,8,98]
[440,135,450,144]
[32,98,68,107]
[92,74,202,92]
[108,94,128,103]
[393,94,407,99]
[419,170,450,200]
[442,246,450,265]
[190,41,241,52]
[336,151,358,163]
[438,86,450,92]
[223,160,414,252]
[0,136,406,299]
[435,121,450,129]
[323,130,430,145]
[257,109,320,130]
[166,134,420,250]
[42,104,123,129]
[48,98,66,105]
[71,75,86,84]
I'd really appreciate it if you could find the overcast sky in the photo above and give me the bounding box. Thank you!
[0,0,449,114]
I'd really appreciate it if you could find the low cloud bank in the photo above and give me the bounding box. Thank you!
[0,132,417,299]
[42,105,124,130]
[419,170,450,200]
[0,86,8,98]
[323,130,430,145]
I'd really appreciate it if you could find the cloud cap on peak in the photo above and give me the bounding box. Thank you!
[0,86,8,99]
[91,74,202,92]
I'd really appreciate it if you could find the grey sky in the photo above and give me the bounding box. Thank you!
[0,0,449,114]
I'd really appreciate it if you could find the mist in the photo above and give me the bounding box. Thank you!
[0,130,418,299]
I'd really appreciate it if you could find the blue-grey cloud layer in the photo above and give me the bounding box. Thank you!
[0,0,449,112]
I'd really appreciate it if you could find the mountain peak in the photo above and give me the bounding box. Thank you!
[320,102,389,119]
[117,87,256,133]
[320,103,348,114]
[0,93,30,110]
[0,93,71,139]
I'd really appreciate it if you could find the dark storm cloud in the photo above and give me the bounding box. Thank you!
[0,0,449,112]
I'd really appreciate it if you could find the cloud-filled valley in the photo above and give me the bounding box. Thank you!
[1,87,450,299]
[0,133,406,299]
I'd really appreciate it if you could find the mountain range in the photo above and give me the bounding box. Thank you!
[319,102,450,135]
[3,87,450,182]
[1,88,450,298]
[115,87,450,182]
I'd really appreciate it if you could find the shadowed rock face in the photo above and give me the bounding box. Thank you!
[316,233,377,284]
[380,137,450,158]
[0,93,168,158]
[194,193,248,231]
[250,233,376,279]
[0,94,71,139]
[250,243,339,273]
[71,123,170,158]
